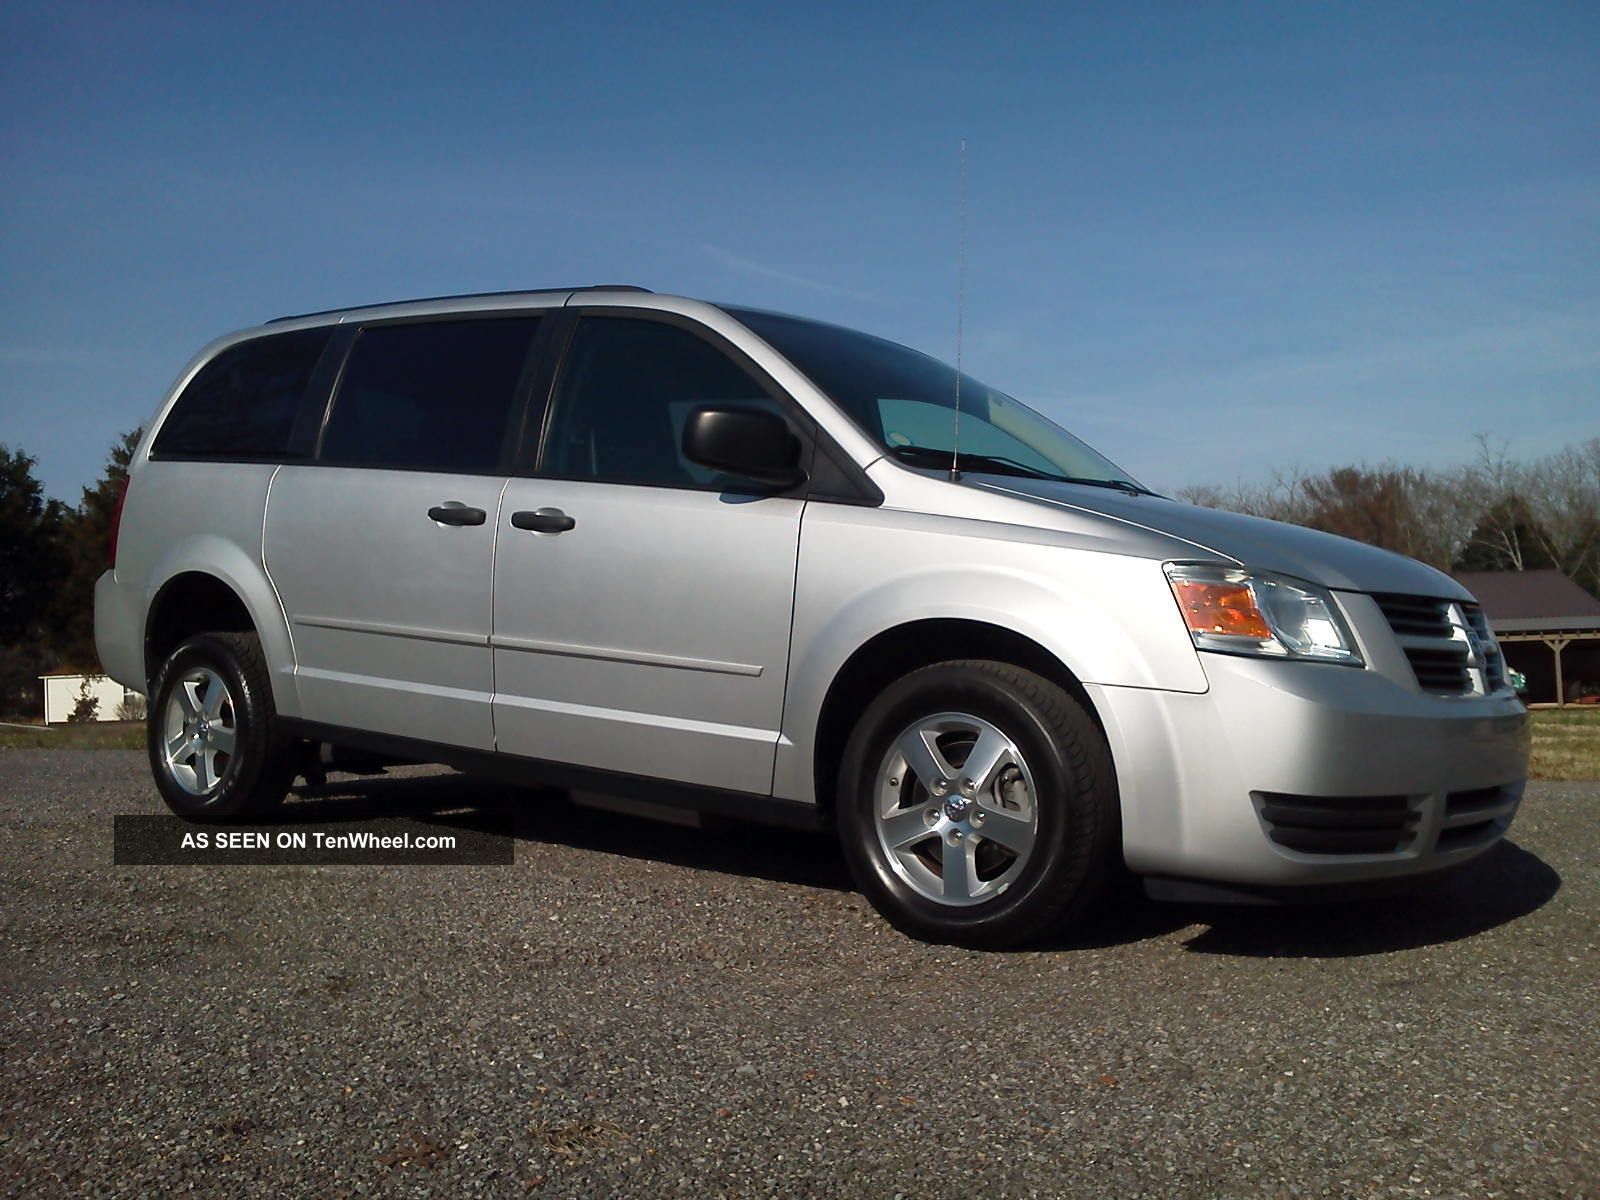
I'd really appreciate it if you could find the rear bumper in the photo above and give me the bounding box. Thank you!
[1091,653,1529,887]
[94,570,144,692]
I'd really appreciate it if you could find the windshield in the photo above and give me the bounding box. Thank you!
[728,308,1147,492]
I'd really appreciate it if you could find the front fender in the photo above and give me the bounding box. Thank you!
[773,504,1207,803]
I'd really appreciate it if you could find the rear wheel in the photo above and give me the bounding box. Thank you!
[836,660,1117,948]
[147,632,295,820]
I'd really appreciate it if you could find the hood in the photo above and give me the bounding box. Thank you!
[967,476,1470,599]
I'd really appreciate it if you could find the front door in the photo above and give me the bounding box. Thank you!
[491,314,804,794]
[264,314,544,750]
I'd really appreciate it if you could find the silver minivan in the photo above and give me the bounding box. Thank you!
[96,286,1529,946]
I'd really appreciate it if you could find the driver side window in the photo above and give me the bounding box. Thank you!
[542,317,781,488]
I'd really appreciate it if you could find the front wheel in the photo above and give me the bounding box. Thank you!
[836,660,1118,948]
[147,632,295,821]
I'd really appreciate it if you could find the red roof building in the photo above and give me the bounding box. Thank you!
[1454,570,1600,705]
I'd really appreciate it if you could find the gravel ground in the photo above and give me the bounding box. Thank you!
[1,750,1595,1199]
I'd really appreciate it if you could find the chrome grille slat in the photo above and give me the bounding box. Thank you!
[1374,596,1454,639]
[1462,605,1506,691]
[1372,592,1507,697]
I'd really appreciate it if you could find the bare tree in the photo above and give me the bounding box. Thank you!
[1456,435,1545,571]
[1451,435,1599,591]
[1176,469,1310,525]
[1521,437,1600,591]
[1177,436,1599,597]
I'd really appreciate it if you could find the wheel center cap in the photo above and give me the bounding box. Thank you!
[943,794,972,822]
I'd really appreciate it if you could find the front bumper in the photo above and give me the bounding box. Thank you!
[1089,652,1529,888]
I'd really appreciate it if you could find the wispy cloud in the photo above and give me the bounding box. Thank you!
[700,243,867,299]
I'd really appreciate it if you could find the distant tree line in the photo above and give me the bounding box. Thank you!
[1177,436,1600,600]
[0,430,140,719]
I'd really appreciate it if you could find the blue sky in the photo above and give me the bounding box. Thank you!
[2,1,1596,501]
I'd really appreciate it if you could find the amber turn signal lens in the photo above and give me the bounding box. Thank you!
[1169,578,1275,640]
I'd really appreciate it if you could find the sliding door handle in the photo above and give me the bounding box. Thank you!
[511,507,576,534]
[428,502,487,526]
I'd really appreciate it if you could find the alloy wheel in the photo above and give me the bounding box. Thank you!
[160,666,238,796]
[872,711,1040,906]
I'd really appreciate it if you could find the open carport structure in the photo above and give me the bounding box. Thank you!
[1455,570,1600,705]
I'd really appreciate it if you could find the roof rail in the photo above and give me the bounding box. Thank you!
[267,285,653,324]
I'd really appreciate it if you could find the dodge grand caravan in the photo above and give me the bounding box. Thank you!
[96,286,1529,946]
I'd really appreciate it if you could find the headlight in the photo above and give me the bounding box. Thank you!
[1164,562,1363,665]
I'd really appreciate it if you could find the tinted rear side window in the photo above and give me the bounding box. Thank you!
[153,328,330,460]
[319,318,539,472]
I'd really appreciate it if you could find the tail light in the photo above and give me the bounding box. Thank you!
[108,476,130,570]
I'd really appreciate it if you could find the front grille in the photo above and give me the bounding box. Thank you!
[1372,593,1507,697]
[1462,604,1506,691]
[1254,792,1419,855]
[1405,647,1473,694]
[1372,593,1453,639]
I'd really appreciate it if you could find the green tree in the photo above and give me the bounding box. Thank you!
[50,428,142,672]
[0,444,67,641]
[0,444,68,716]
[1568,519,1600,600]
[67,676,100,723]
[1453,496,1559,575]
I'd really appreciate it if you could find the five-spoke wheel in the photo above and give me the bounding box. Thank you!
[147,632,295,820]
[874,712,1039,905]
[160,666,238,796]
[838,659,1117,948]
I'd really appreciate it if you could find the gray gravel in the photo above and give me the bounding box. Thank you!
[1,749,1595,1198]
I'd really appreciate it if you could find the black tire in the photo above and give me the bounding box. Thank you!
[146,632,296,821]
[836,660,1118,948]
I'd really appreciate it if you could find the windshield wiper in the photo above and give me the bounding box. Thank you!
[888,446,1059,482]
[1054,476,1158,497]
[887,446,1157,494]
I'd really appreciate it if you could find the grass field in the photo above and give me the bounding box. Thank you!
[5,708,1598,779]
[1528,706,1600,781]
[0,722,144,751]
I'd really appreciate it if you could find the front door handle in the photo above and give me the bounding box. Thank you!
[511,507,576,534]
[428,502,487,527]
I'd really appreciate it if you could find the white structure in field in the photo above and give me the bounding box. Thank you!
[39,670,142,725]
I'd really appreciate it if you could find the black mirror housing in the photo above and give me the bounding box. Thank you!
[682,405,806,488]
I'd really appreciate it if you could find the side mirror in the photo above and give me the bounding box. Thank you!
[682,405,806,489]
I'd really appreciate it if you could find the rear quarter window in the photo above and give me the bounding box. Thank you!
[152,328,331,460]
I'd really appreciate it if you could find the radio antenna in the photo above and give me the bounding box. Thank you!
[950,137,968,482]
